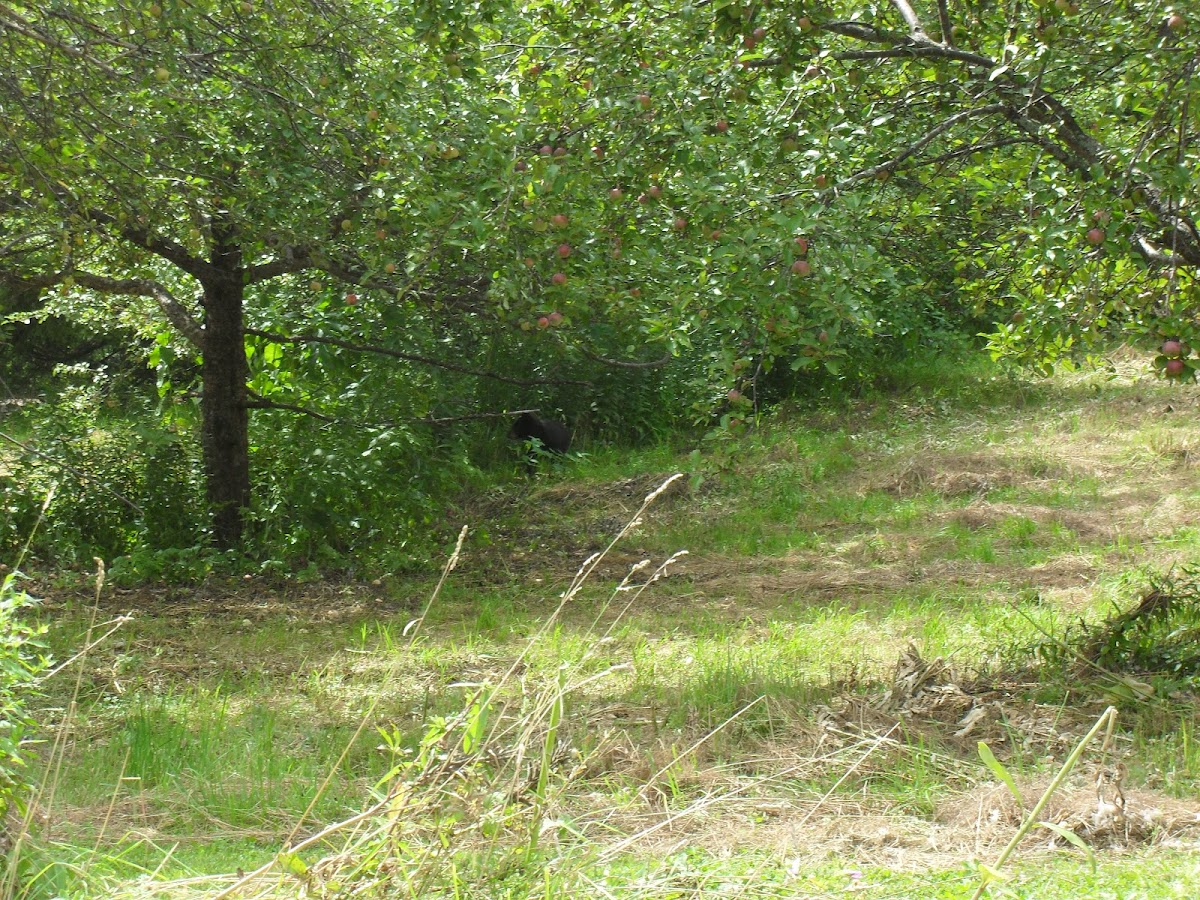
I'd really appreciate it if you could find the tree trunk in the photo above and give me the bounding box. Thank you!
[200,276,251,549]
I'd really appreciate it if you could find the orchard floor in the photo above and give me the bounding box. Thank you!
[29,359,1200,899]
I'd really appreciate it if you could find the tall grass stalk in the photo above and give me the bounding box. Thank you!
[3,554,128,900]
[199,476,691,899]
[971,706,1119,899]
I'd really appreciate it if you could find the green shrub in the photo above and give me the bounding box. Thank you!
[0,385,204,565]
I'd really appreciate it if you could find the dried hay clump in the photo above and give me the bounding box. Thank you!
[881,452,1069,498]
[817,645,1010,750]
[941,770,1200,849]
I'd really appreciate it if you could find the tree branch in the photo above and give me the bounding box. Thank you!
[245,327,592,387]
[581,348,672,369]
[888,0,928,37]
[937,0,954,46]
[313,256,490,310]
[0,2,118,74]
[243,390,539,429]
[70,273,206,349]
[77,206,217,282]
[836,104,1007,190]
[0,428,144,513]
[0,266,206,348]
[244,246,316,283]
[244,389,335,421]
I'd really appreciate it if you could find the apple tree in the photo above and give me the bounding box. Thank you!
[0,0,550,549]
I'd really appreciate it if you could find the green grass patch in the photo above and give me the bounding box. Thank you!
[20,364,1200,897]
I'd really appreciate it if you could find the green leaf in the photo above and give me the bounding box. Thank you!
[279,852,308,877]
[977,741,1024,810]
[1037,821,1096,870]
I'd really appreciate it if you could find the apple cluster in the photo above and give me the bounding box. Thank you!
[1158,338,1195,380]
[789,235,813,277]
[520,311,564,331]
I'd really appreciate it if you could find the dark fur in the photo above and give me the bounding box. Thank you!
[509,412,571,470]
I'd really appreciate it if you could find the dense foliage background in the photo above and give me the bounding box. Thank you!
[1,0,1196,571]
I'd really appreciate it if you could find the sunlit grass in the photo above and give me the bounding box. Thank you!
[24,363,1200,898]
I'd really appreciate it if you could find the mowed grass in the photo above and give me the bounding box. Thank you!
[26,356,1200,898]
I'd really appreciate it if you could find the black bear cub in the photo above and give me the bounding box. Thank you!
[510,412,571,471]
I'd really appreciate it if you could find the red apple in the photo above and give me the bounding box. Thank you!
[384,262,397,274]
[550,213,569,228]
[551,272,567,285]
[1166,358,1186,377]
[591,145,604,160]
[804,64,821,79]
[710,229,722,241]
[637,93,652,109]
[537,316,550,328]
[629,287,641,297]
[648,184,663,199]
[553,146,567,157]
[1092,209,1111,224]
[1086,228,1105,245]
[794,236,809,255]
[1162,339,1183,357]
[791,260,812,276]
[539,145,553,156]
[557,242,572,258]
[814,174,830,189]
[523,257,535,267]
[528,64,542,76]
[716,119,729,133]
[743,35,757,50]
[798,16,815,31]
[1167,13,1185,30]
[638,193,649,204]
[548,311,563,325]
[727,389,742,402]
[514,160,529,172]
[673,217,687,231]
[753,27,767,41]
[345,292,359,305]
[609,187,624,201]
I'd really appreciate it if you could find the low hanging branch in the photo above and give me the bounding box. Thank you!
[243,390,336,422]
[834,103,1008,191]
[580,348,673,369]
[0,267,207,349]
[243,388,537,429]
[71,272,207,348]
[0,429,145,514]
[245,327,593,387]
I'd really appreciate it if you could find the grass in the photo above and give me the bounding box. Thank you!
[15,355,1200,898]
